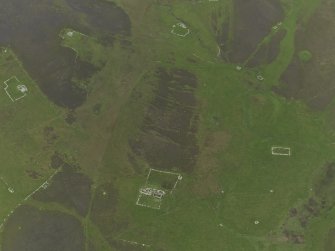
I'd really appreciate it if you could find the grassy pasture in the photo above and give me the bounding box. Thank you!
[0,48,62,233]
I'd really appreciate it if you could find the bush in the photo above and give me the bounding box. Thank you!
[298,50,312,62]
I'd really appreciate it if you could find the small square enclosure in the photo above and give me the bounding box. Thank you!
[3,76,28,102]
[136,169,182,210]
[271,146,291,156]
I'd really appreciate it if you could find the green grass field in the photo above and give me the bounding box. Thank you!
[1,0,335,250]
[0,47,62,230]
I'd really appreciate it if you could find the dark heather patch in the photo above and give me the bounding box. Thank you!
[2,205,84,251]
[62,161,81,172]
[0,0,131,108]
[88,243,96,251]
[216,22,230,61]
[283,230,305,244]
[33,170,92,216]
[90,183,123,243]
[314,162,335,209]
[50,152,66,169]
[43,126,58,145]
[92,103,102,115]
[50,151,80,171]
[281,162,335,243]
[275,1,335,110]
[129,68,199,173]
[324,228,335,251]
[221,0,283,63]
[187,57,198,64]
[216,21,229,50]
[65,110,77,125]
[65,0,131,45]
[25,170,43,179]
[73,60,100,80]
[211,4,229,59]
[127,152,142,174]
[289,208,298,217]
[246,29,286,67]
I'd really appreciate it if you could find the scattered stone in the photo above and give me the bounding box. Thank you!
[257,75,264,81]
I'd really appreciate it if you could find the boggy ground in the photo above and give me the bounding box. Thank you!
[275,0,335,110]
[129,68,199,173]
